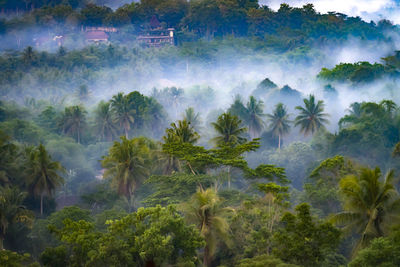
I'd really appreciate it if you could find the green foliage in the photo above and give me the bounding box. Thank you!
[267,103,291,149]
[101,136,156,202]
[272,203,341,266]
[24,144,65,215]
[182,187,233,266]
[332,167,400,252]
[143,173,215,206]
[295,95,329,135]
[318,62,387,83]
[304,155,357,216]
[162,138,287,183]
[49,205,204,266]
[0,186,34,250]
[30,206,92,254]
[211,113,247,146]
[334,100,399,166]
[164,119,200,144]
[60,105,87,144]
[349,227,400,267]
[0,249,33,267]
[40,246,68,267]
[237,254,298,267]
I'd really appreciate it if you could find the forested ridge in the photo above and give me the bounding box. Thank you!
[1,1,400,267]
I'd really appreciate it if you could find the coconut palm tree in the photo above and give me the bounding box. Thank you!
[0,186,34,250]
[183,107,201,132]
[101,137,154,204]
[295,95,329,135]
[94,101,118,142]
[110,92,135,139]
[61,105,87,144]
[228,94,247,120]
[182,187,233,267]
[163,119,199,144]
[339,102,363,128]
[245,96,266,139]
[211,113,247,146]
[267,103,291,149]
[25,144,65,215]
[332,167,400,254]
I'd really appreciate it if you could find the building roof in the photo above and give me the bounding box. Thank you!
[85,31,109,40]
[150,15,161,29]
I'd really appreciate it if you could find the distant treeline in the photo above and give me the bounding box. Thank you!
[318,52,400,83]
[0,0,396,44]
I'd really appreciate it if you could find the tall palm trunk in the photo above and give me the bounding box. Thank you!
[77,126,80,144]
[203,245,211,267]
[227,166,231,189]
[40,193,44,216]
[0,234,4,250]
[278,134,281,150]
[124,120,129,139]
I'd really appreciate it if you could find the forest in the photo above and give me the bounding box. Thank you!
[1,0,400,267]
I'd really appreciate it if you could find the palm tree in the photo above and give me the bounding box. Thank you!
[61,105,87,144]
[163,119,200,144]
[161,120,199,176]
[110,93,135,139]
[228,95,247,122]
[94,101,118,142]
[295,95,329,135]
[182,187,233,267]
[211,113,247,188]
[211,113,247,146]
[183,107,201,132]
[332,167,400,254]
[339,102,363,128]
[245,96,266,139]
[101,137,154,203]
[267,103,291,149]
[25,144,65,215]
[0,186,34,250]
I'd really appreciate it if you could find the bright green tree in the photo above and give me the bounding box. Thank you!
[163,119,200,144]
[211,112,247,146]
[47,205,204,267]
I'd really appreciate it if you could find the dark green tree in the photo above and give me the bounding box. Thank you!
[295,95,329,135]
[267,103,291,149]
[211,112,247,146]
[332,167,400,253]
[272,203,341,266]
[0,186,33,250]
[25,144,65,215]
[61,105,87,144]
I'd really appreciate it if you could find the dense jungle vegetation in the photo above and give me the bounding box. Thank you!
[1,1,400,267]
